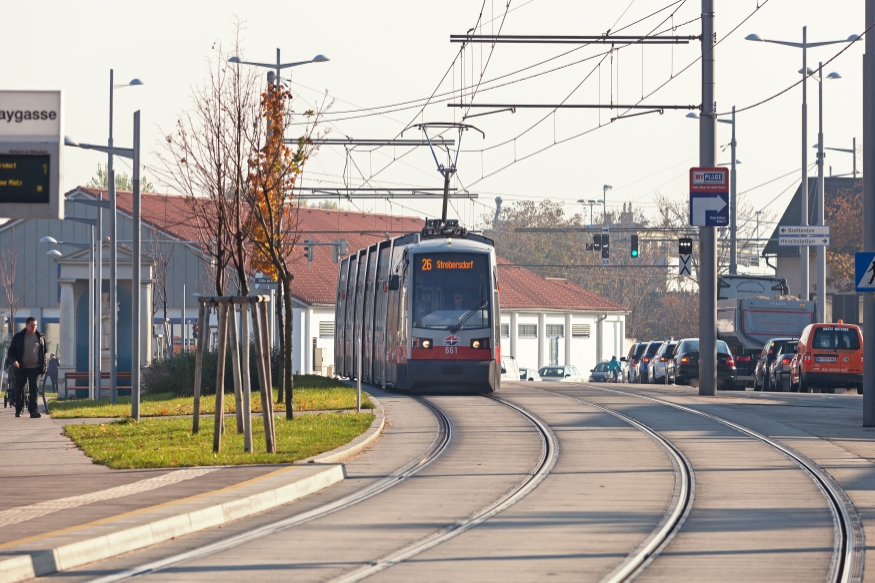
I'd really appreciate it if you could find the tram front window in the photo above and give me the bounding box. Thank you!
[413,252,491,330]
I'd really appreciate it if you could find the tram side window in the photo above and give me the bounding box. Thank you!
[413,252,491,330]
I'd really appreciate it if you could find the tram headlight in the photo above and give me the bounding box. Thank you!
[470,338,490,349]
[413,337,433,349]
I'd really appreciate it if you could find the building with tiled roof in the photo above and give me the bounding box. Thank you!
[1,187,626,385]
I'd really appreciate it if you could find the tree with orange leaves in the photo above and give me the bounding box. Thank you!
[246,80,325,418]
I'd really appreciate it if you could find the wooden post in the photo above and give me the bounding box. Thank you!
[258,299,277,448]
[241,301,253,453]
[192,302,207,434]
[212,302,229,454]
[251,298,275,453]
[228,304,244,434]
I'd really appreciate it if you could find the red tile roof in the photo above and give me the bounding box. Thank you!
[70,188,624,313]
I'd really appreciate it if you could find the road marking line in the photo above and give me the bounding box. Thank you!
[0,467,219,528]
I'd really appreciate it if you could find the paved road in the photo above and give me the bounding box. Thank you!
[30,383,875,582]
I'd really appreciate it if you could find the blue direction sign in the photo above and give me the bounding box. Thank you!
[856,252,875,292]
[689,167,729,227]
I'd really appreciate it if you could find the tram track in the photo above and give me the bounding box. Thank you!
[531,386,695,583]
[563,384,865,583]
[89,396,453,583]
[332,394,559,582]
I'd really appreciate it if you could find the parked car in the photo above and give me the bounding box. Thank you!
[789,322,863,393]
[648,341,678,384]
[519,367,542,382]
[768,341,798,392]
[666,338,738,390]
[754,337,798,392]
[639,341,664,382]
[539,365,584,382]
[500,356,520,381]
[622,342,649,383]
[589,361,614,382]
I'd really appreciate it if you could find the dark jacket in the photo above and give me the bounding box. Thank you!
[8,329,47,375]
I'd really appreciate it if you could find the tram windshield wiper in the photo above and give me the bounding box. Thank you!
[449,300,488,333]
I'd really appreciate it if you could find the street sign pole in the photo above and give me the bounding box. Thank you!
[865,0,875,426]
[699,0,717,397]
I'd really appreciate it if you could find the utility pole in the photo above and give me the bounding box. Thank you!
[699,0,717,397]
[863,0,875,425]
[729,106,737,274]
[801,27,810,303]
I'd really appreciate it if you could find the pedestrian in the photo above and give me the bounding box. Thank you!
[608,355,622,383]
[46,353,60,393]
[8,316,47,418]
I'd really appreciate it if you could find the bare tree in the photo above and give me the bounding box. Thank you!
[146,229,175,358]
[157,22,259,297]
[0,228,37,340]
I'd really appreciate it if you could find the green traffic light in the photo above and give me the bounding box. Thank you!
[631,249,639,258]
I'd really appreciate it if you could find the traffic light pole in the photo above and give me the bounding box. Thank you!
[699,0,718,397]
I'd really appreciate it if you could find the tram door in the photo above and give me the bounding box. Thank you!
[334,258,349,374]
[362,245,378,382]
[373,242,392,387]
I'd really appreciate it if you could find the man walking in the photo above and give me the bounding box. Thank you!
[46,353,60,393]
[9,317,47,418]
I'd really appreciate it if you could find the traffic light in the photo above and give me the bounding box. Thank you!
[592,234,602,251]
[630,234,639,258]
[192,324,199,339]
[601,233,610,262]
[332,242,339,263]
[679,237,693,256]
[339,240,348,256]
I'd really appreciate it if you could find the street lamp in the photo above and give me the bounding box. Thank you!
[228,50,329,88]
[687,108,741,274]
[746,28,858,299]
[602,185,612,224]
[810,64,842,322]
[65,110,143,420]
[813,138,858,179]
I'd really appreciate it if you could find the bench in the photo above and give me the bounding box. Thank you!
[62,371,132,399]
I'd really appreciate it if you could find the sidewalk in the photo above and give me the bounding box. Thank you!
[0,395,384,583]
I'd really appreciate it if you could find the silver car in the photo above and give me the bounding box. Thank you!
[589,361,613,382]
[519,367,542,381]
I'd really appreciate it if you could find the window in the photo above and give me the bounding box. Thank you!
[518,324,537,338]
[546,324,564,337]
[500,323,510,338]
[319,321,334,338]
[572,324,591,337]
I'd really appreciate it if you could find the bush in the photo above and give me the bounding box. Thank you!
[143,344,283,397]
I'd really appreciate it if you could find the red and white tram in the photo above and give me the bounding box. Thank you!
[334,219,501,392]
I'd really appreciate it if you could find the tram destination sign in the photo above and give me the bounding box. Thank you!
[0,90,64,220]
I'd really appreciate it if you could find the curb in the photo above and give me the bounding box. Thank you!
[304,394,384,464]
[0,394,385,583]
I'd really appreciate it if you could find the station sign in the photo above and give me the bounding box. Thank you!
[779,236,830,247]
[689,167,729,227]
[0,90,64,220]
[779,225,830,237]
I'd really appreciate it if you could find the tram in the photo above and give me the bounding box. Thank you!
[334,219,501,392]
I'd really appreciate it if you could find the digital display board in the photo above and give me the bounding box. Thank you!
[0,153,50,203]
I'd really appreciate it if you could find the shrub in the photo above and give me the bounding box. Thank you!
[143,344,283,397]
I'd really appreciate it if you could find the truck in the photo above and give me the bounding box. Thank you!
[716,275,816,388]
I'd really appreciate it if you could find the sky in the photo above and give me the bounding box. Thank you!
[1,0,867,233]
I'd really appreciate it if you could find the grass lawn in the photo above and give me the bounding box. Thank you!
[64,413,375,469]
[50,376,372,419]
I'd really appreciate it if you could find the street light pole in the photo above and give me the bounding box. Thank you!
[729,106,737,274]
[132,111,141,420]
[746,29,858,299]
[602,185,612,224]
[863,0,875,426]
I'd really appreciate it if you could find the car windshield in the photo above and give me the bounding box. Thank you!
[594,363,609,372]
[540,367,566,377]
[812,328,861,350]
[412,252,491,330]
[633,344,648,358]
[663,343,677,355]
[783,341,798,354]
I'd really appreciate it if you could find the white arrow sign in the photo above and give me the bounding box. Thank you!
[690,195,728,226]
[779,225,830,236]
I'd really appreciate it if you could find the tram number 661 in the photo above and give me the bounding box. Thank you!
[445,346,457,354]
